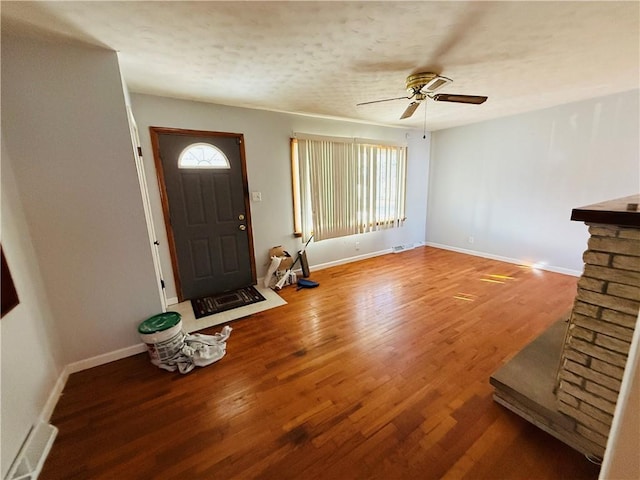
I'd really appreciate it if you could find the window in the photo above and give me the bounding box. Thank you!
[292,135,407,242]
[178,143,230,169]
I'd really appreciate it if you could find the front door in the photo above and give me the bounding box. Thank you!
[150,127,256,301]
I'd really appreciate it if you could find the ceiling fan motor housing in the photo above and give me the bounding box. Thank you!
[406,73,452,94]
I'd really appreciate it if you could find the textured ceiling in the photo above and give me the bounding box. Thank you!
[2,1,639,130]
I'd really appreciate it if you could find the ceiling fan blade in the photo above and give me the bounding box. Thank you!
[400,101,420,119]
[357,95,411,106]
[432,93,488,105]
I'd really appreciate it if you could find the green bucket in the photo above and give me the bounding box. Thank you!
[138,312,183,365]
[138,311,181,335]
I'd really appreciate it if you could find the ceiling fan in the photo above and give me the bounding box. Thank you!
[357,72,488,119]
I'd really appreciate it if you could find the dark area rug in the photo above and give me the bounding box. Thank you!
[191,285,266,319]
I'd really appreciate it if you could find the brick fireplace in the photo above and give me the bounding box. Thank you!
[491,194,639,459]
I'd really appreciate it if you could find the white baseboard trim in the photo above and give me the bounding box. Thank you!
[310,248,393,272]
[65,342,148,375]
[425,242,582,277]
[41,343,149,422]
[40,366,70,422]
[166,296,179,306]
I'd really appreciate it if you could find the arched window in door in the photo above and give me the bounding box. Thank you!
[178,143,230,169]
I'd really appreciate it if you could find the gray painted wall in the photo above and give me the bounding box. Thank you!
[1,32,162,476]
[131,94,431,301]
[1,33,162,362]
[1,136,64,477]
[427,89,640,274]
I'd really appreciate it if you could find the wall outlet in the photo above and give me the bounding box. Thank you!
[468,236,474,244]
[355,241,360,251]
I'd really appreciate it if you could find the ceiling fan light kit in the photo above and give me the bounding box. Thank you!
[405,73,452,93]
[358,71,489,120]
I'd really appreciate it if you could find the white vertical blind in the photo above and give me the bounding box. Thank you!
[294,137,407,242]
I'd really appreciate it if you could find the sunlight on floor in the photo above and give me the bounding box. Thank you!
[453,272,517,300]
[453,293,477,302]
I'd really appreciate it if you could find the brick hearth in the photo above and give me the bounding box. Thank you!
[491,194,639,459]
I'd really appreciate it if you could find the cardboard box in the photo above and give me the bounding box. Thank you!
[268,246,293,271]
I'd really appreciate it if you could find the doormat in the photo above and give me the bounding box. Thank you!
[191,286,266,319]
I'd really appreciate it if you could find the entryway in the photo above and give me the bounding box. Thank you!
[149,127,256,302]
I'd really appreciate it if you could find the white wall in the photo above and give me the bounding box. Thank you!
[427,90,640,274]
[0,137,65,478]
[131,94,430,301]
[1,33,162,362]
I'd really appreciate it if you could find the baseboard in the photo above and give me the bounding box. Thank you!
[40,343,148,424]
[392,241,426,253]
[166,296,179,306]
[425,242,582,277]
[16,323,141,472]
[260,249,395,284]
[39,366,70,422]
[310,248,393,272]
[65,342,147,375]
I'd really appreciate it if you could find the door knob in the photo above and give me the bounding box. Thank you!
[239,225,246,231]
[238,214,245,220]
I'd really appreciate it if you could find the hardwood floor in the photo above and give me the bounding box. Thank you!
[41,247,601,479]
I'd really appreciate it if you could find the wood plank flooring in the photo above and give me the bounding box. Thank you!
[41,247,601,479]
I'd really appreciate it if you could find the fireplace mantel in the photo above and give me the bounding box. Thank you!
[571,194,640,228]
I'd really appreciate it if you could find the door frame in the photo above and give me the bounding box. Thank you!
[149,126,257,302]
[127,111,168,311]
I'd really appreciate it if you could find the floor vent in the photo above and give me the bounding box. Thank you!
[392,243,416,253]
[7,422,58,480]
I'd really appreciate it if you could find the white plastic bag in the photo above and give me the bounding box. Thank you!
[157,325,232,374]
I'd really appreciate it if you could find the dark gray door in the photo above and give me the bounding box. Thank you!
[151,128,255,301]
